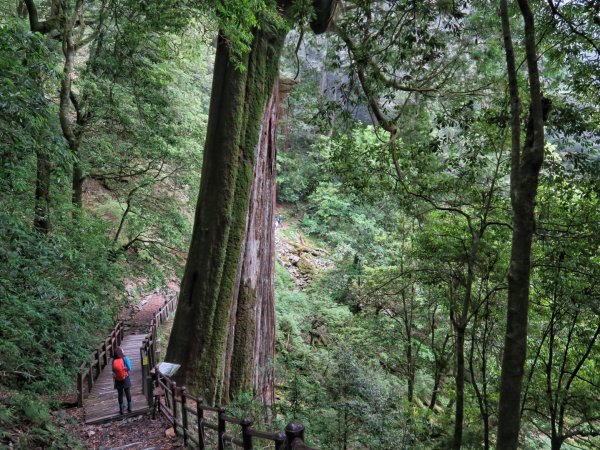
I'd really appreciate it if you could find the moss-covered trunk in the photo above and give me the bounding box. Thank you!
[166,0,337,406]
[222,78,294,406]
[165,28,286,405]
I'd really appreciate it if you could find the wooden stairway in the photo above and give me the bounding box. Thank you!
[83,333,149,424]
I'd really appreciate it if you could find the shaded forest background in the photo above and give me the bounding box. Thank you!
[1,1,599,449]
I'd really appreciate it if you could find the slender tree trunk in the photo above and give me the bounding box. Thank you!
[406,337,414,403]
[24,0,57,232]
[452,326,466,450]
[429,312,449,411]
[58,0,84,208]
[497,0,549,447]
[551,435,564,450]
[400,288,415,403]
[469,311,490,450]
[429,365,441,410]
[33,148,51,233]
[452,233,480,450]
[72,163,83,207]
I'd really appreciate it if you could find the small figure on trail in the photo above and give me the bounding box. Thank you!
[112,346,132,415]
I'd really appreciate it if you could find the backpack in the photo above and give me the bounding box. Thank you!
[113,358,128,381]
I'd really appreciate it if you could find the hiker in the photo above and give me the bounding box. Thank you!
[112,346,132,414]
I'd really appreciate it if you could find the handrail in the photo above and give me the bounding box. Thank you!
[76,320,124,406]
[137,293,318,448]
[154,369,317,450]
[139,293,178,405]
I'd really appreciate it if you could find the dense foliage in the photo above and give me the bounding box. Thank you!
[1,0,598,448]
[0,1,208,446]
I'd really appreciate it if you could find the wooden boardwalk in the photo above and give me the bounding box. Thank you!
[84,333,149,424]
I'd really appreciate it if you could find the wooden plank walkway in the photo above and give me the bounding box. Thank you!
[84,333,149,424]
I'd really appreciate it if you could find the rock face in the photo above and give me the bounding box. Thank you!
[274,224,331,290]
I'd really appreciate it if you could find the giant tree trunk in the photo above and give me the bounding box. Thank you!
[497,0,549,447]
[165,28,288,405]
[223,78,295,407]
[165,0,337,406]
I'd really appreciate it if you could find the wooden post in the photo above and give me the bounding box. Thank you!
[285,421,305,450]
[146,372,153,407]
[153,340,159,370]
[181,387,188,446]
[87,362,93,391]
[171,381,178,431]
[77,371,83,406]
[274,431,286,450]
[140,347,147,397]
[241,417,253,450]
[102,342,108,367]
[96,348,101,374]
[218,407,226,450]
[197,397,206,450]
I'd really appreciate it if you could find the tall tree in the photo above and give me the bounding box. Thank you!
[497,0,551,447]
[165,0,337,404]
[22,0,60,232]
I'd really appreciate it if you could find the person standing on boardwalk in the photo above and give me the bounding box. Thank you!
[112,346,132,414]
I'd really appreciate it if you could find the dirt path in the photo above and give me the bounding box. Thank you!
[66,411,184,450]
[66,281,182,449]
[121,280,180,334]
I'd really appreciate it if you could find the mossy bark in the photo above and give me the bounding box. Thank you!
[166,0,337,406]
[165,27,286,405]
[223,78,292,407]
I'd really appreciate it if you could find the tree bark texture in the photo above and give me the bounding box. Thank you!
[165,28,287,405]
[497,0,549,447]
[222,78,293,406]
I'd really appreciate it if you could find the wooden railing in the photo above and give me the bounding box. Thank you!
[138,294,317,449]
[77,320,124,406]
[155,370,316,450]
[139,294,178,404]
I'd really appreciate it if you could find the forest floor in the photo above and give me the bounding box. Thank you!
[65,282,184,450]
